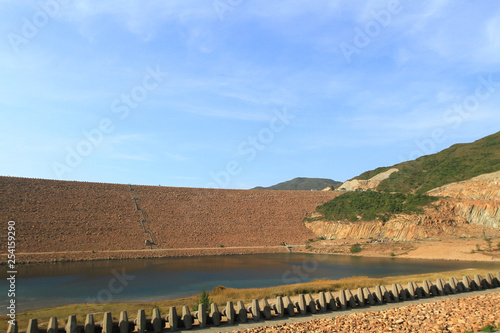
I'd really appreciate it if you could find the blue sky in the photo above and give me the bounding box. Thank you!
[1,0,499,189]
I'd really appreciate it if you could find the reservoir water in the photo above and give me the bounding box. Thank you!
[2,253,499,312]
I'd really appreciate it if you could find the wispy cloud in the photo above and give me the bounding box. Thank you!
[164,152,188,161]
[111,154,152,162]
[1,0,499,188]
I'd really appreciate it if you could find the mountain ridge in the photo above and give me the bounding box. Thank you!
[253,177,342,191]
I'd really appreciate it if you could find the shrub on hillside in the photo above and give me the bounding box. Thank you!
[315,191,438,222]
[350,243,362,253]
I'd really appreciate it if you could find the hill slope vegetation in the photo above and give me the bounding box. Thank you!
[311,191,438,222]
[354,131,500,193]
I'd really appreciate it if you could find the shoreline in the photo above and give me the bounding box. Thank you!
[4,236,500,264]
[296,237,500,263]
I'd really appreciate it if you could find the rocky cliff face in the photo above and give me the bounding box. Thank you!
[304,200,493,241]
[306,171,500,241]
[428,171,500,230]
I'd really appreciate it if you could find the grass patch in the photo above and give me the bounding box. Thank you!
[479,323,497,332]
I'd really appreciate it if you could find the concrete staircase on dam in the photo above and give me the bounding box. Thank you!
[129,184,156,249]
[9,272,500,332]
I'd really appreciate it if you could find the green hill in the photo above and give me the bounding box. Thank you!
[355,131,500,194]
[253,177,342,191]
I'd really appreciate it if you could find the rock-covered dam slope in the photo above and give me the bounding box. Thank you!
[0,177,341,261]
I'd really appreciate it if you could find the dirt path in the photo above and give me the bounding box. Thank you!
[16,245,300,256]
[300,237,500,262]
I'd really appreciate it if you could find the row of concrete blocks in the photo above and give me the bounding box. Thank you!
[8,272,500,333]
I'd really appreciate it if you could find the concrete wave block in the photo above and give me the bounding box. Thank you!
[338,290,348,309]
[473,275,483,290]
[490,273,500,287]
[135,310,146,333]
[422,280,432,297]
[167,307,178,331]
[390,284,400,302]
[284,296,296,316]
[448,277,458,293]
[397,284,407,301]
[345,289,357,308]
[363,287,375,305]
[47,317,57,333]
[435,279,446,296]
[429,283,440,297]
[260,299,273,320]
[119,311,129,333]
[85,314,95,333]
[236,301,248,323]
[326,291,338,310]
[27,319,38,333]
[102,312,113,333]
[306,294,317,314]
[210,303,221,326]
[66,316,78,333]
[380,285,392,303]
[356,288,365,307]
[151,308,162,333]
[453,277,466,293]
[462,275,473,291]
[181,306,193,329]
[7,321,18,333]
[485,273,495,288]
[474,274,489,289]
[196,303,207,327]
[407,282,416,299]
[273,296,285,318]
[224,301,235,324]
[414,282,424,298]
[250,299,261,321]
[317,292,328,312]
[296,294,308,314]
[374,286,384,305]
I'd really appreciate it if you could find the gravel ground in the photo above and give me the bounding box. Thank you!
[187,289,500,333]
[234,291,500,333]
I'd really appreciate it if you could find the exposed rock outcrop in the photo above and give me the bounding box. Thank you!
[339,168,399,191]
[306,171,500,241]
[428,171,500,230]
[304,200,494,241]
[427,171,500,201]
